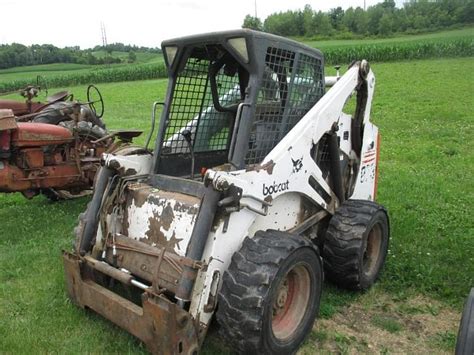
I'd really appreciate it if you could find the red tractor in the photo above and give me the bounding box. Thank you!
[0,86,142,199]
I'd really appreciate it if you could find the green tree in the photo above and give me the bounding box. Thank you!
[127,51,137,63]
[329,7,345,30]
[378,13,393,35]
[313,11,334,36]
[303,4,315,36]
[242,15,263,31]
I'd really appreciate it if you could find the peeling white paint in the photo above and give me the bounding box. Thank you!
[125,195,199,256]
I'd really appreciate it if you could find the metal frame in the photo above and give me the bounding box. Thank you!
[154,29,324,173]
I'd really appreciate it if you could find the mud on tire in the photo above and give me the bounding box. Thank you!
[216,230,323,354]
[323,199,389,290]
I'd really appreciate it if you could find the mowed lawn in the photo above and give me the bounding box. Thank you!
[0,57,473,353]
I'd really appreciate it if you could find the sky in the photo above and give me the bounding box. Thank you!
[0,0,405,49]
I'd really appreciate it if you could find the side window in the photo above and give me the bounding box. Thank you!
[286,53,324,130]
[245,49,324,166]
[246,47,295,166]
[162,48,245,155]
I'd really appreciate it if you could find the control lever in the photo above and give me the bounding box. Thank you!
[181,129,195,179]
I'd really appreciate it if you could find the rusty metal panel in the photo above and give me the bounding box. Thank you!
[0,163,82,192]
[11,122,73,147]
[23,148,44,168]
[63,251,200,355]
[0,109,17,130]
[123,183,201,256]
[102,233,199,294]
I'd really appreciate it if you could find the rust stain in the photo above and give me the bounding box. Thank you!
[168,231,183,252]
[264,195,273,203]
[131,187,149,208]
[144,211,183,251]
[122,199,130,234]
[161,203,174,231]
[245,159,275,175]
[145,212,169,246]
[173,201,199,215]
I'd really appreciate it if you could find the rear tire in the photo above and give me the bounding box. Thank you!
[456,288,474,355]
[323,199,389,290]
[216,230,322,354]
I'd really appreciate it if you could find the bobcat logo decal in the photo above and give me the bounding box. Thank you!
[291,157,303,173]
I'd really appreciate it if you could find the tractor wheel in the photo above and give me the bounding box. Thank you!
[216,230,322,354]
[323,199,389,290]
[455,288,474,355]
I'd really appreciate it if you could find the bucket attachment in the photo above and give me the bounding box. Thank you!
[63,251,200,355]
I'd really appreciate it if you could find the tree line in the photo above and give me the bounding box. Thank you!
[0,43,162,70]
[242,0,474,38]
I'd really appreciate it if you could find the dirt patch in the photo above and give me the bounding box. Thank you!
[299,292,460,354]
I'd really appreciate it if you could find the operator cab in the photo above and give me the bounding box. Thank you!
[155,29,325,178]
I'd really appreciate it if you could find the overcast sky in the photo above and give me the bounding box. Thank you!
[0,0,405,48]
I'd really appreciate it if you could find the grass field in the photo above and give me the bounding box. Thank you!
[0,55,164,85]
[0,56,473,353]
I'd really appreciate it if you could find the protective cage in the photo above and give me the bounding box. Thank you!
[155,29,325,176]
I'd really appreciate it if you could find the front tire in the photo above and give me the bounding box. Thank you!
[216,230,323,354]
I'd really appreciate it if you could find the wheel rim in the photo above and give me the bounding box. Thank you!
[272,263,311,341]
[363,222,382,276]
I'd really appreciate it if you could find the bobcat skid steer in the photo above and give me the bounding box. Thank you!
[63,29,389,355]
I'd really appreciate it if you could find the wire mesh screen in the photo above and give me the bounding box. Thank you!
[162,53,240,155]
[245,49,324,165]
[285,53,324,132]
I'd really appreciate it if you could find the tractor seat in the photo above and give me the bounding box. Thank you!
[47,91,70,103]
[11,122,73,147]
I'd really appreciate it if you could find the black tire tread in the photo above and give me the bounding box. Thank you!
[323,199,389,290]
[216,230,318,354]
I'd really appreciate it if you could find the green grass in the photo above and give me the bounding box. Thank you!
[0,57,473,353]
[302,27,474,49]
[371,315,403,333]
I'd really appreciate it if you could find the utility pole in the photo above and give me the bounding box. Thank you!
[101,22,108,49]
[254,0,257,18]
[100,22,111,66]
[364,0,366,10]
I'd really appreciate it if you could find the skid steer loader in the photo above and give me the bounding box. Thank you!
[63,29,390,354]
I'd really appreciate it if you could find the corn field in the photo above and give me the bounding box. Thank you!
[323,38,474,65]
[0,63,167,93]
